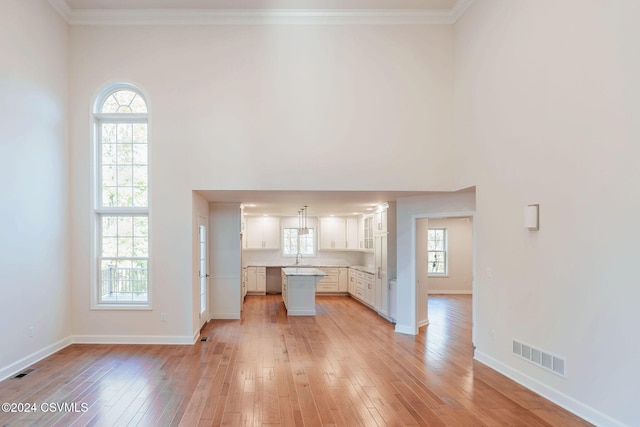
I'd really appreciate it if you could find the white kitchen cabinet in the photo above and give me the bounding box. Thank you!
[363,215,374,251]
[348,268,357,294]
[374,234,388,314]
[353,270,375,307]
[245,217,280,249]
[247,267,257,292]
[246,266,266,294]
[338,268,348,292]
[375,208,387,233]
[316,267,340,293]
[242,267,247,300]
[372,202,395,321]
[346,217,359,250]
[319,217,346,250]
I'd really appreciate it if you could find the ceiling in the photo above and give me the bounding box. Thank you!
[196,189,469,217]
[64,0,459,11]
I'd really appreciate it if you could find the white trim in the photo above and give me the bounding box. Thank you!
[450,0,474,24]
[428,290,472,295]
[409,211,476,341]
[47,0,72,22]
[394,324,417,335]
[210,312,242,320]
[0,337,73,382]
[48,2,474,26]
[72,334,196,345]
[474,351,627,427]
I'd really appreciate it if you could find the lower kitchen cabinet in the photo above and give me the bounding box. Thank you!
[349,269,375,308]
[315,267,349,294]
[246,266,266,294]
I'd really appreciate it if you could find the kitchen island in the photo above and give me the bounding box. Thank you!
[281,267,328,316]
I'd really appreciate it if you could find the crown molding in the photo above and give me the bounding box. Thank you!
[48,0,474,26]
[48,0,72,22]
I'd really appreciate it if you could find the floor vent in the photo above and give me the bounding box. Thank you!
[13,369,35,379]
[512,340,566,377]
[200,336,209,342]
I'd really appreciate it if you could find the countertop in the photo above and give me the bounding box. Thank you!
[244,264,375,275]
[281,267,328,277]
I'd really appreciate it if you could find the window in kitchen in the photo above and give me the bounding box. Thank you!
[283,228,316,257]
[428,228,447,275]
[93,84,150,307]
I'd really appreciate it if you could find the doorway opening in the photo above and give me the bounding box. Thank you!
[414,214,475,345]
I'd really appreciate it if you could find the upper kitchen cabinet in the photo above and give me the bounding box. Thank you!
[346,217,359,250]
[362,215,374,251]
[375,208,388,234]
[318,217,347,250]
[245,216,280,249]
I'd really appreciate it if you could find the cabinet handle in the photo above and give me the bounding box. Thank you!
[378,267,381,279]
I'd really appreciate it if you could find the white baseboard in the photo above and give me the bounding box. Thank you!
[71,334,195,345]
[210,312,241,320]
[428,290,472,295]
[0,337,72,382]
[474,351,626,427]
[394,324,417,335]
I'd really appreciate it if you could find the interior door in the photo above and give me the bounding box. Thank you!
[199,217,209,327]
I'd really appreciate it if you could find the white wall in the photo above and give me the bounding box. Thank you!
[0,0,70,379]
[454,1,640,425]
[67,23,455,340]
[427,217,472,294]
[209,203,242,319]
[416,218,429,325]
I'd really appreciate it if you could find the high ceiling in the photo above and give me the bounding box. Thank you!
[64,0,459,11]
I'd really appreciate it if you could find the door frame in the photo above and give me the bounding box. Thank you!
[412,212,476,345]
[198,215,209,328]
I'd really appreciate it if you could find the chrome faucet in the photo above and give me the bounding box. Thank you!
[295,252,303,265]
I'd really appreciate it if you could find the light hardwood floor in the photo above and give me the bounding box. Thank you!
[0,295,591,426]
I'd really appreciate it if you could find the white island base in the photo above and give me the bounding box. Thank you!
[281,268,328,316]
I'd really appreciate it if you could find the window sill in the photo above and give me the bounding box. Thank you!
[428,274,449,278]
[91,304,152,311]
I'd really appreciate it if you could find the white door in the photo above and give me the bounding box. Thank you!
[199,217,209,327]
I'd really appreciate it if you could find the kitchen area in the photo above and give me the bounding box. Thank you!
[240,202,397,322]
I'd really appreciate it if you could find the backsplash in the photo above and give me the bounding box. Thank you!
[242,249,373,268]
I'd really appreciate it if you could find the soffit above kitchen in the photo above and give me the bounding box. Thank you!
[196,189,459,217]
[49,0,473,25]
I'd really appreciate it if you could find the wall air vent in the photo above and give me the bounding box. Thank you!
[512,339,566,377]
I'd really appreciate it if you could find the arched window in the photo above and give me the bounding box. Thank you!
[94,84,150,306]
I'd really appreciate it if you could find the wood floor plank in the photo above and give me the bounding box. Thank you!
[0,295,593,427]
